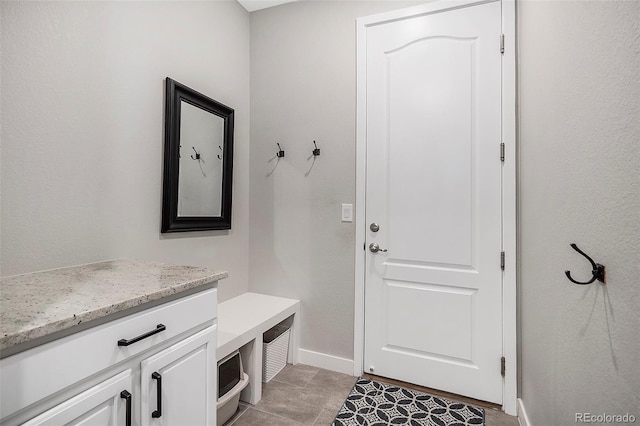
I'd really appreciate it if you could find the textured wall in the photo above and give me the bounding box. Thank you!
[249,1,420,361]
[0,1,251,301]
[518,1,640,424]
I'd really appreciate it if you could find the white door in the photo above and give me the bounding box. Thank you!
[363,0,504,403]
[23,370,132,426]
[140,326,216,426]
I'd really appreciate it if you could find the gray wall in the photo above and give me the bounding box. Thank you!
[518,1,639,424]
[249,1,420,360]
[0,1,251,301]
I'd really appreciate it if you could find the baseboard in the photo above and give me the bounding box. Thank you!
[517,398,532,426]
[298,349,354,376]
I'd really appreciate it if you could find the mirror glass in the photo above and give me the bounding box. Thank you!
[162,78,234,233]
[178,101,224,217]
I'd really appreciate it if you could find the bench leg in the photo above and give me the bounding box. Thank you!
[239,338,262,405]
[287,311,299,365]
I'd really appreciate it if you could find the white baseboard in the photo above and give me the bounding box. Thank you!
[298,349,355,376]
[517,398,532,426]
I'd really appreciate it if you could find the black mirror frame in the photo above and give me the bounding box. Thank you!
[161,77,234,233]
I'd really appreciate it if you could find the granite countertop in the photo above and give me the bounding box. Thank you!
[0,259,227,352]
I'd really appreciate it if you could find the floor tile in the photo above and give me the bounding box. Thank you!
[225,364,514,426]
[305,369,358,411]
[313,407,340,425]
[485,408,520,426]
[273,363,321,388]
[257,378,333,424]
[230,407,302,426]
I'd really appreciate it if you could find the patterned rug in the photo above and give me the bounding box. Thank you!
[333,378,485,426]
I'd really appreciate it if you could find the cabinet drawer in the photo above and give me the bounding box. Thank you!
[0,288,217,420]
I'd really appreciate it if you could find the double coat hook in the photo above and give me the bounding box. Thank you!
[190,147,201,160]
[565,243,606,285]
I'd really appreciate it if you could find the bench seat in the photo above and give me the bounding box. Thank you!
[216,292,300,404]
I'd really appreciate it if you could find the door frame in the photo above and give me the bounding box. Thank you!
[353,0,517,415]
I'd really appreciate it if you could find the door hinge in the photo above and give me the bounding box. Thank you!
[500,34,505,54]
[500,142,505,162]
[500,251,505,270]
[501,356,506,377]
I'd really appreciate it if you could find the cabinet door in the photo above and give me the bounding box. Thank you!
[22,370,132,426]
[140,325,216,426]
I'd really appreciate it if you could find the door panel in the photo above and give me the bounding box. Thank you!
[388,37,475,267]
[73,403,119,426]
[364,0,503,403]
[141,326,216,426]
[385,281,474,360]
[22,371,131,426]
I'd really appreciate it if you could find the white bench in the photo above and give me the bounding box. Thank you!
[216,292,300,404]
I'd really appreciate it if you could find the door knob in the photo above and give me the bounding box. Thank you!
[369,243,387,253]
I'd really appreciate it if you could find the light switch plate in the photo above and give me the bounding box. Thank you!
[341,204,353,222]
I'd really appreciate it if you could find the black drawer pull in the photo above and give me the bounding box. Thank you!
[152,372,162,418]
[117,324,166,347]
[120,390,132,426]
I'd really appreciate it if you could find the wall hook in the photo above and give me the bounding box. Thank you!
[190,147,201,160]
[565,243,605,285]
[217,146,222,160]
[276,143,285,158]
[312,140,320,156]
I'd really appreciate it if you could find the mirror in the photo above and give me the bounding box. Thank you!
[162,78,234,232]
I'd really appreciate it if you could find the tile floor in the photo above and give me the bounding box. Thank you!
[224,364,520,426]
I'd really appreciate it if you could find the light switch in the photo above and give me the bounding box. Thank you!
[341,204,353,222]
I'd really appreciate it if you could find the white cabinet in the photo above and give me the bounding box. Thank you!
[22,370,132,426]
[140,326,216,426]
[0,288,217,426]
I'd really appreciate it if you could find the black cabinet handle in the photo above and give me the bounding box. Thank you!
[118,324,166,347]
[152,372,162,418]
[120,390,132,426]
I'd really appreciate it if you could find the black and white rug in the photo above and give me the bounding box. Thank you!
[333,378,485,426]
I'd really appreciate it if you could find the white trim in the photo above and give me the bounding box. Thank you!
[353,11,368,379]
[501,0,518,416]
[354,0,518,412]
[517,398,532,426]
[298,349,355,376]
[356,0,498,27]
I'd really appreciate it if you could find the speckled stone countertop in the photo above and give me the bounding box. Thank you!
[0,259,227,352]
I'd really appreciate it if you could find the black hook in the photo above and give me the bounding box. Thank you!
[276,143,285,158]
[190,147,201,160]
[312,141,320,156]
[565,243,605,285]
[217,146,222,160]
